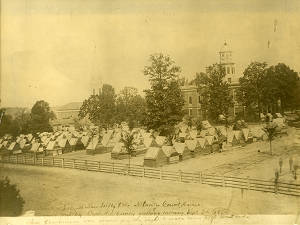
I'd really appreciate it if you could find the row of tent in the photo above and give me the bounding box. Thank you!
[0,121,283,162]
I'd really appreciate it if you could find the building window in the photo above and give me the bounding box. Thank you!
[189,96,192,104]
[233,89,236,101]
[231,67,234,74]
[227,67,230,74]
[228,78,231,83]
[188,109,192,116]
[198,95,201,104]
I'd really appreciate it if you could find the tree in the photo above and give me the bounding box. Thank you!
[14,109,31,134]
[195,64,233,121]
[184,115,194,129]
[263,63,299,113]
[0,176,25,216]
[79,84,116,129]
[195,118,203,134]
[27,100,55,134]
[0,114,16,137]
[237,62,268,121]
[115,87,146,128]
[143,53,185,140]
[120,132,135,169]
[262,122,278,155]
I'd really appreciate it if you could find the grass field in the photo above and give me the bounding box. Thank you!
[1,163,300,216]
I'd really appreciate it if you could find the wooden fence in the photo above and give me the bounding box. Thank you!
[1,154,300,197]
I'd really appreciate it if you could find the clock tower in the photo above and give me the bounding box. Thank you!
[219,42,236,83]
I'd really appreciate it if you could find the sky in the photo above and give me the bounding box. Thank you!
[1,0,300,108]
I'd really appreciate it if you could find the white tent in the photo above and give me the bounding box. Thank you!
[143,137,158,148]
[155,136,166,146]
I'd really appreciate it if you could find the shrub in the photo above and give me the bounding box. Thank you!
[0,176,25,216]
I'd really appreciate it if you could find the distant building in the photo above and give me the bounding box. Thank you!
[52,102,82,125]
[181,42,243,119]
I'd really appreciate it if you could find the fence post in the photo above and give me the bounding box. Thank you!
[73,159,75,169]
[62,158,64,168]
[247,176,250,190]
[199,172,202,184]
[52,157,54,167]
[41,157,44,166]
[23,155,25,164]
[85,160,88,171]
[222,175,225,187]
[33,154,36,165]
[112,162,114,173]
[179,170,182,182]
[98,161,101,171]
[160,169,162,180]
[143,167,145,177]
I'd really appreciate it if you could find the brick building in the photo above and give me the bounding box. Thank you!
[181,42,244,119]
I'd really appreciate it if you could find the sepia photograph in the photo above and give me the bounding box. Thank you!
[0,0,300,224]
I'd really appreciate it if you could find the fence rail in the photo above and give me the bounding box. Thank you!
[1,154,300,197]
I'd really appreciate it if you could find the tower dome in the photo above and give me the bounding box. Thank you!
[220,42,230,52]
[218,41,236,83]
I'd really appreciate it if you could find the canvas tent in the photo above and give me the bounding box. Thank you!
[227,131,239,146]
[46,141,61,156]
[86,136,112,155]
[69,138,84,151]
[144,147,168,167]
[80,136,90,147]
[205,135,219,152]
[0,141,9,150]
[161,145,179,164]
[57,138,72,153]
[241,128,252,143]
[173,142,191,161]
[8,142,22,154]
[155,136,167,146]
[143,137,159,148]
[185,139,201,157]
[30,143,45,155]
[111,143,129,159]
[196,137,211,154]
[202,120,212,129]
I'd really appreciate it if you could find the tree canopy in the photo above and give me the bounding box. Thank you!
[115,87,146,129]
[27,100,55,134]
[237,62,299,119]
[79,84,116,129]
[195,64,233,121]
[143,53,185,138]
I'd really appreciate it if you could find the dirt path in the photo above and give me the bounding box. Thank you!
[1,163,300,216]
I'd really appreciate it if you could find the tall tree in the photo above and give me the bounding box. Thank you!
[120,132,135,169]
[237,62,268,119]
[79,84,116,129]
[28,100,56,134]
[263,63,299,112]
[115,87,146,128]
[143,53,185,138]
[195,64,233,121]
